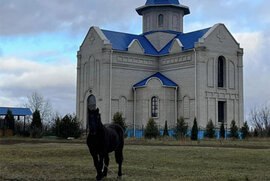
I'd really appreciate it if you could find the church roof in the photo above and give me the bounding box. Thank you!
[145,0,180,5]
[102,30,157,55]
[133,72,178,88]
[0,107,32,116]
[136,0,189,15]
[102,28,210,56]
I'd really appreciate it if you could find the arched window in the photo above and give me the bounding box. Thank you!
[158,14,164,27]
[151,96,158,118]
[218,56,226,87]
[87,95,96,111]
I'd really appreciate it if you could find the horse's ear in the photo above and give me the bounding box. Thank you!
[96,108,99,113]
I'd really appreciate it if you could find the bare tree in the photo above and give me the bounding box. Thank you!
[24,92,53,124]
[249,105,270,137]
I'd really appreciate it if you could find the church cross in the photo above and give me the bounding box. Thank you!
[216,29,226,43]
[89,33,95,45]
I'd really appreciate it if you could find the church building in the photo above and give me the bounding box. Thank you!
[76,0,244,135]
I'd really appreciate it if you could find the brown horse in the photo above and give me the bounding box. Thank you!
[87,108,124,180]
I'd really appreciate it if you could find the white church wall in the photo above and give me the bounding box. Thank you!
[195,31,244,129]
[164,86,176,128]
[77,27,113,128]
[135,78,175,129]
[160,51,196,125]
[110,51,159,128]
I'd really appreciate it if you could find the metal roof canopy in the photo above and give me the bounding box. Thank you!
[136,0,190,15]
[145,0,180,5]
[133,72,178,88]
[0,107,32,116]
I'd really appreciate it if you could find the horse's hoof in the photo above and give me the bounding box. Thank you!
[102,172,107,177]
[117,176,122,180]
[96,176,102,181]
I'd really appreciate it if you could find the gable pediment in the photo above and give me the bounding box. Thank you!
[199,24,240,48]
[145,32,176,52]
[80,26,110,49]
[128,39,145,54]
[169,38,183,54]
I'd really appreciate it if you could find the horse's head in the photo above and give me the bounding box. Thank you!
[88,108,102,135]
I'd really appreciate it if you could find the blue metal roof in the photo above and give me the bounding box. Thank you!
[102,28,210,56]
[0,107,32,116]
[145,0,180,5]
[137,0,189,15]
[133,72,178,88]
[159,28,211,54]
[102,30,158,55]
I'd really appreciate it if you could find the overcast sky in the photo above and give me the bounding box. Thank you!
[0,0,269,120]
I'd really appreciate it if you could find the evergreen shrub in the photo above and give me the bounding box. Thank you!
[163,120,169,137]
[205,119,216,138]
[191,118,198,141]
[175,117,188,139]
[144,118,160,139]
[113,112,127,132]
[230,120,239,139]
[30,110,43,138]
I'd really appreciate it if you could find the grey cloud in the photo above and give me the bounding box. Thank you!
[0,57,76,115]
[0,0,145,36]
[0,84,76,115]
[234,31,270,118]
[181,0,267,32]
[1,0,268,36]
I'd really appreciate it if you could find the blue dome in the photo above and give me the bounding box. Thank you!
[145,0,180,5]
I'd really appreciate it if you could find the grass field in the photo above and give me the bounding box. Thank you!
[0,138,270,181]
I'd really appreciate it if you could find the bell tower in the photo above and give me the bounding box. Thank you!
[136,0,190,33]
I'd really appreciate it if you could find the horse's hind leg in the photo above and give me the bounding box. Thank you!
[115,147,123,178]
[102,154,109,177]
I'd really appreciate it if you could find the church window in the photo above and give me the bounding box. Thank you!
[158,14,164,27]
[218,101,226,123]
[218,56,226,87]
[151,96,158,118]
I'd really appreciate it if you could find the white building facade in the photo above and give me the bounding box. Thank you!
[76,0,244,135]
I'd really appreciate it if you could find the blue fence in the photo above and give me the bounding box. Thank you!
[126,129,243,139]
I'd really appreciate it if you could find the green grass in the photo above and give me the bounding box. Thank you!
[0,138,270,180]
[1,136,270,148]
[125,137,270,149]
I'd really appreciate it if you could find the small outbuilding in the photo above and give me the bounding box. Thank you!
[0,107,32,136]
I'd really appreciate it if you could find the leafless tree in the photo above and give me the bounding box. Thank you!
[24,92,53,124]
[249,105,270,137]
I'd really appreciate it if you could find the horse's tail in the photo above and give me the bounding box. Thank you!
[116,125,124,140]
[114,124,124,163]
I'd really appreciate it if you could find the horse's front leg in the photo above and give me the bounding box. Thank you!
[98,155,104,180]
[102,153,109,177]
[92,154,103,180]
